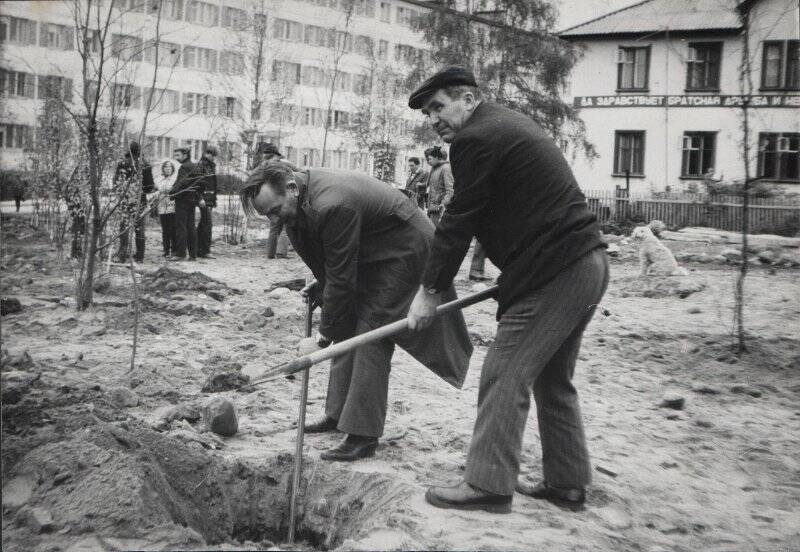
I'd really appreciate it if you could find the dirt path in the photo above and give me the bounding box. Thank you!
[2,215,799,551]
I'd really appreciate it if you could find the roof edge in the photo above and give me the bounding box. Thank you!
[557,0,656,35]
[559,27,744,40]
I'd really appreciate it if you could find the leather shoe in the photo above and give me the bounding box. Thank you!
[320,434,378,461]
[515,480,586,511]
[304,416,339,433]
[425,481,512,513]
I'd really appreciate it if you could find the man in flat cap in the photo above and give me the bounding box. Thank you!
[238,163,472,461]
[407,67,607,513]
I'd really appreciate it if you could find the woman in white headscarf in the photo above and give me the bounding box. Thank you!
[152,159,179,257]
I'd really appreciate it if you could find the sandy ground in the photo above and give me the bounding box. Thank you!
[2,213,799,552]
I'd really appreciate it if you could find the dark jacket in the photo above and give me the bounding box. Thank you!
[114,155,155,209]
[426,161,454,211]
[169,159,200,206]
[285,168,473,388]
[422,101,604,318]
[197,157,217,208]
[404,167,428,193]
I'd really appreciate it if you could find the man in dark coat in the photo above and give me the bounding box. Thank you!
[403,157,428,207]
[170,147,200,260]
[407,67,607,513]
[423,146,454,225]
[113,142,155,263]
[196,146,218,258]
[238,164,473,461]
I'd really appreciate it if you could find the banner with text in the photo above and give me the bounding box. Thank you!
[574,95,800,108]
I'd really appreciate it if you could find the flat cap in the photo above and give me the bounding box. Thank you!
[256,142,282,157]
[408,66,477,109]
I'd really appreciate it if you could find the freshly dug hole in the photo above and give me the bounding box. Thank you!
[2,418,413,551]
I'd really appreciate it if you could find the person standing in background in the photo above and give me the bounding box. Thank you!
[153,159,179,258]
[250,142,299,259]
[196,146,218,259]
[424,146,454,225]
[113,142,155,264]
[170,147,200,261]
[404,157,428,208]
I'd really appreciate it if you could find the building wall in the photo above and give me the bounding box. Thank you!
[0,0,433,182]
[564,0,799,194]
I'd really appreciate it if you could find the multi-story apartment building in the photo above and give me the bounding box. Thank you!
[0,0,434,182]
[560,0,799,193]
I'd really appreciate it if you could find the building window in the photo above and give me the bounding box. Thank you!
[762,40,800,90]
[113,83,140,108]
[151,88,180,113]
[161,0,184,21]
[1,70,36,98]
[219,51,244,75]
[182,46,217,71]
[39,22,74,50]
[185,0,219,26]
[681,132,716,178]
[378,39,388,60]
[1,16,39,45]
[38,75,73,103]
[758,133,799,181]
[613,131,645,176]
[221,96,236,118]
[686,42,721,91]
[396,6,418,27]
[222,6,247,29]
[273,18,303,41]
[111,33,143,61]
[0,124,33,148]
[616,46,649,91]
[301,66,326,87]
[273,60,302,84]
[379,2,391,23]
[144,40,181,66]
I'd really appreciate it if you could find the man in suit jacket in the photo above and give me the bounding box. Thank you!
[403,157,428,208]
[169,147,200,260]
[238,164,473,461]
[407,67,607,513]
[423,146,454,225]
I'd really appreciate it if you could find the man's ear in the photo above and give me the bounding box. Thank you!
[286,180,299,197]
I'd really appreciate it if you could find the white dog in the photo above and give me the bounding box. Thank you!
[632,226,688,276]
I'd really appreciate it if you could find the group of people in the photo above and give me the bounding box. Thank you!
[238,66,609,514]
[404,145,489,281]
[112,143,218,263]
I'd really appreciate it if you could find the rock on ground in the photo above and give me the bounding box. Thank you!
[1,297,23,315]
[202,397,238,436]
[108,386,140,408]
[659,392,686,410]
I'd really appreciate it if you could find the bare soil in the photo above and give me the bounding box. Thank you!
[2,213,799,552]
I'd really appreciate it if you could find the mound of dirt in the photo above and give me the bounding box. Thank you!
[142,266,240,299]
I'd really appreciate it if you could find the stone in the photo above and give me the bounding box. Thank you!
[606,243,621,257]
[203,397,238,437]
[597,507,632,530]
[17,506,55,533]
[659,392,686,410]
[267,287,291,298]
[207,289,227,302]
[108,386,140,408]
[721,248,742,262]
[730,384,762,397]
[164,281,180,292]
[712,254,728,263]
[691,383,721,395]
[1,297,23,316]
[471,282,490,293]
[756,249,778,264]
[3,476,36,509]
[687,306,702,314]
[243,312,267,329]
[261,306,275,318]
[693,418,714,428]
